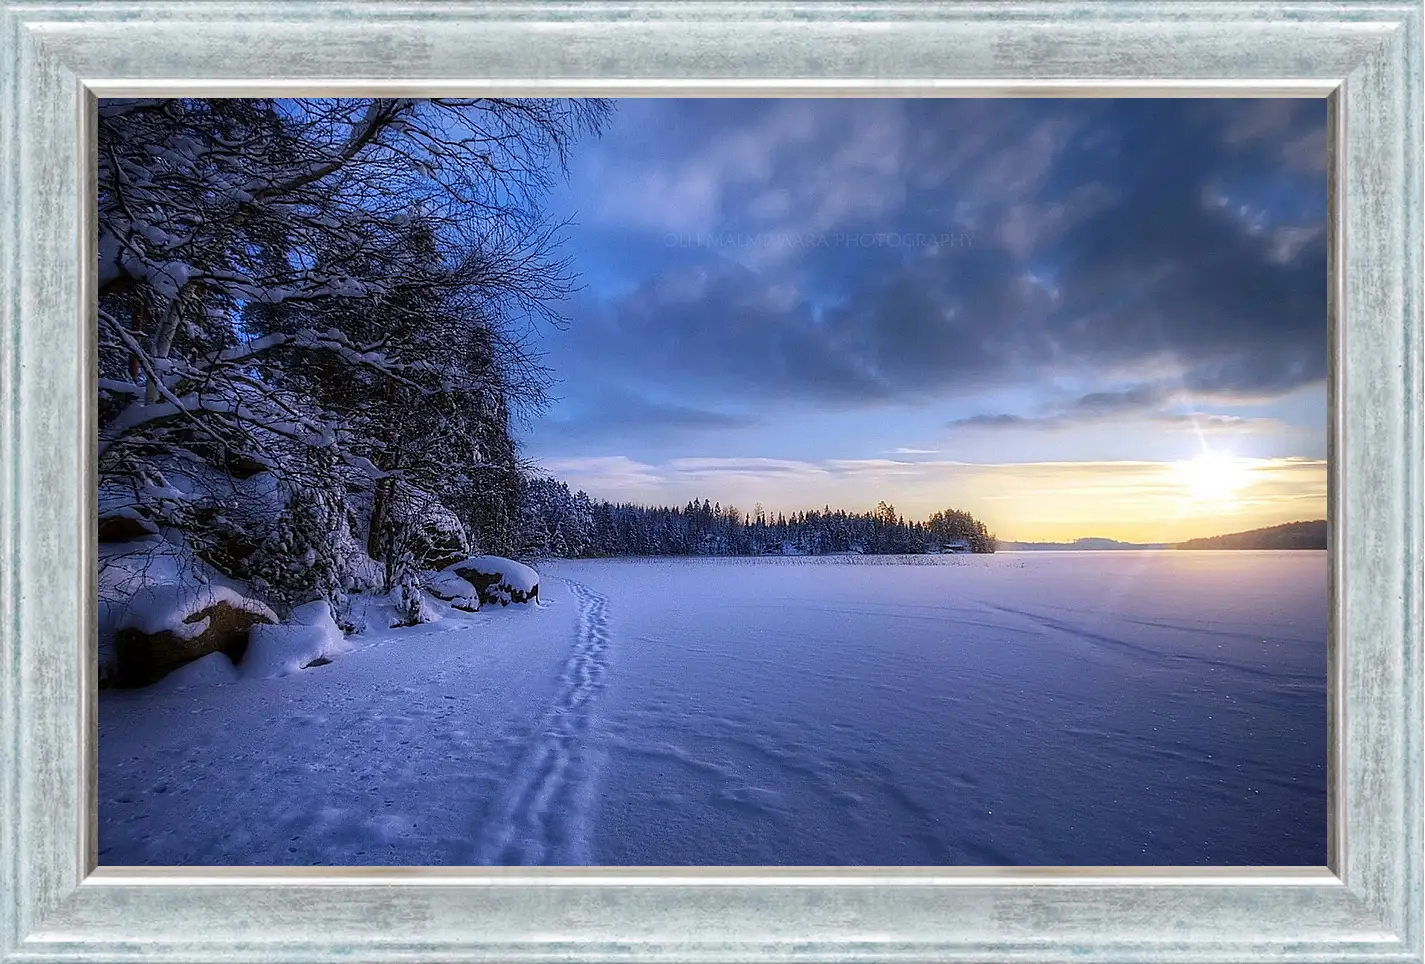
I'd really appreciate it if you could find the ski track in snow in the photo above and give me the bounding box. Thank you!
[473,579,610,865]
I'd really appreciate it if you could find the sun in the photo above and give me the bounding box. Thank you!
[1175,451,1252,503]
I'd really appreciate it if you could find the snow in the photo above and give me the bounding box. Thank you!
[339,587,447,632]
[242,601,352,680]
[422,570,481,611]
[99,551,1325,866]
[136,222,180,248]
[114,579,278,640]
[99,539,277,650]
[446,555,539,595]
[148,652,241,692]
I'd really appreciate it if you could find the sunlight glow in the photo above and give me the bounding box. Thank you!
[1175,451,1253,503]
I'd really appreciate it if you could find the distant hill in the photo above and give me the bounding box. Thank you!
[1000,537,1166,551]
[1175,520,1327,550]
[1001,521,1329,551]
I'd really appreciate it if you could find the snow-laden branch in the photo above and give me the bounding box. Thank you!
[246,100,413,200]
[100,392,336,460]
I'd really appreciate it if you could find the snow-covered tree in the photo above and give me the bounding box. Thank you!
[517,476,595,557]
[97,98,609,608]
[554,497,996,557]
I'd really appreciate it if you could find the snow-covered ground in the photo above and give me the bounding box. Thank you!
[99,551,1326,866]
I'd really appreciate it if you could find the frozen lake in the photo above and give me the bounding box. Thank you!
[99,551,1326,866]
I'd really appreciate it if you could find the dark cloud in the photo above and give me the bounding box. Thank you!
[949,408,1253,432]
[947,383,1261,432]
[590,260,895,403]
[536,388,758,450]
[948,413,1036,429]
[560,98,1327,417]
[1072,385,1172,416]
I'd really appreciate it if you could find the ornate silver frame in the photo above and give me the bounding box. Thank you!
[1,2,1420,962]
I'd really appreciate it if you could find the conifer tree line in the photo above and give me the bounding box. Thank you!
[517,478,998,557]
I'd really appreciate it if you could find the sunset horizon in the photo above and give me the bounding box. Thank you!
[519,97,1326,548]
[533,452,1326,545]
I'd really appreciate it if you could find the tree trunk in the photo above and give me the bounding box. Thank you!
[368,475,395,560]
[145,292,185,403]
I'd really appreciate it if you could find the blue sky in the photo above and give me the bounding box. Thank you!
[517,98,1328,541]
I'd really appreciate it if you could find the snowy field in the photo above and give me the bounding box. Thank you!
[98,551,1326,866]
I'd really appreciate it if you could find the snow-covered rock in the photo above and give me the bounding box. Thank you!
[112,583,278,688]
[243,600,353,679]
[422,570,481,612]
[443,555,539,606]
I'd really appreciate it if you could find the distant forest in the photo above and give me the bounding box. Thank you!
[518,477,998,557]
[1176,520,1327,550]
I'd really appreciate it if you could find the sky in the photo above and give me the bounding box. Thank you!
[517,98,1328,543]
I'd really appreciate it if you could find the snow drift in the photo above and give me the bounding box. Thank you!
[243,601,353,679]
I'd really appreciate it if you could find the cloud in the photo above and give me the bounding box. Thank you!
[533,388,758,450]
[1073,384,1171,415]
[557,98,1327,422]
[532,456,665,493]
[946,384,1278,433]
[949,413,1036,429]
[950,410,1265,431]
[586,99,909,237]
[543,453,1326,496]
[582,259,895,404]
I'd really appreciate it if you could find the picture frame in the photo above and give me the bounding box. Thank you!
[1,1,1420,961]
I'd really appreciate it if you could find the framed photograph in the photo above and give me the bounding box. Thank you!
[1,1,1420,962]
